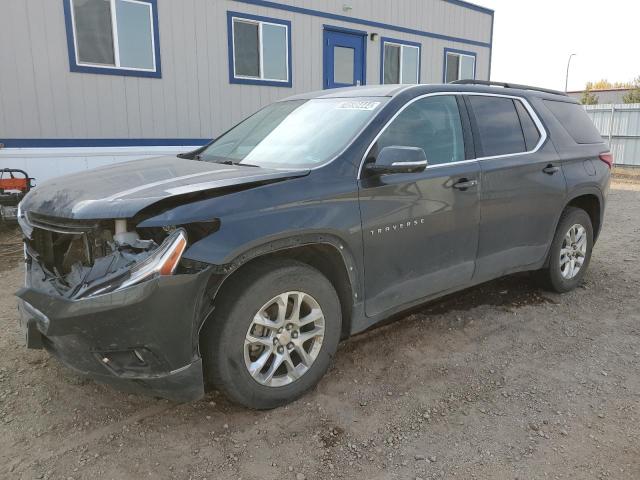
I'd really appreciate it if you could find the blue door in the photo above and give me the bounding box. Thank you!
[323,28,366,89]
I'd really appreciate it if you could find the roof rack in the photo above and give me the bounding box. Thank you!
[449,79,568,97]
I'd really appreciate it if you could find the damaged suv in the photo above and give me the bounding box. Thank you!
[17,82,610,409]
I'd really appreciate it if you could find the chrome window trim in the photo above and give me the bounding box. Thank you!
[357,91,548,179]
[391,160,428,167]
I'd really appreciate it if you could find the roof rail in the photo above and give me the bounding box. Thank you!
[449,79,568,97]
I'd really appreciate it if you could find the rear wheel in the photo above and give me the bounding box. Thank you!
[539,206,593,293]
[201,259,341,409]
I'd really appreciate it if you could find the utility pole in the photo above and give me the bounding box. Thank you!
[565,53,576,92]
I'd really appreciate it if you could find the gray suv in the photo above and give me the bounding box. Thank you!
[17,81,611,409]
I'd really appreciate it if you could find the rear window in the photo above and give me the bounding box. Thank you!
[468,96,526,157]
[544,100,603,144]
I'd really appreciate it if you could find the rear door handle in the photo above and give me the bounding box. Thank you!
[452,178,478,191]
[543,164,560,175]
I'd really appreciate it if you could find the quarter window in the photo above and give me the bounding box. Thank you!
[65,0,160,77]
[514,100,541,151]
[444,49,476,83]
[544,100,604,144]
[229,12,291,86]
[468,96,528,157]
[374,96,465,166]
[382,40,421,84]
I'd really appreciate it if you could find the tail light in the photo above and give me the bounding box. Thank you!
[599,152,613,168]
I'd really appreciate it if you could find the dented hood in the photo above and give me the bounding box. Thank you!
[20,156,309,219]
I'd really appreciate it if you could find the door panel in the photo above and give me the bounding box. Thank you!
[465,95,567,281]
[323,29,365,89]
[359,163,480,316]
[475,147,566,280]
[358,94,479,317]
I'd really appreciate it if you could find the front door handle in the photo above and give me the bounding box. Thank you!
[543,164,560,175]
[452,178,478,191]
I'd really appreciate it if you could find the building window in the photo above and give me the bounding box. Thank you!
[381,38,421,84]
[444,48,476,83]
[227,11,292,87]
[63,0,161,78]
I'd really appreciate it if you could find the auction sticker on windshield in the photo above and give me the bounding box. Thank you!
[336,101,381,110]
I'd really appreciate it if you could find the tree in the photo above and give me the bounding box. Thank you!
[589,79,613,90]
[580,88,598,105]
[622,76,640,104]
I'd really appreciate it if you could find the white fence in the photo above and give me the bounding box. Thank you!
[584,103,640,167]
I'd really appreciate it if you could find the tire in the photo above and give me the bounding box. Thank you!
[539,206,593,293]
[201,259,342,409]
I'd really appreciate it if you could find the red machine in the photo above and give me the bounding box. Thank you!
[0,168,34,222]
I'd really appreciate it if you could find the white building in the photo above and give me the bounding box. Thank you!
[0,0,494,182]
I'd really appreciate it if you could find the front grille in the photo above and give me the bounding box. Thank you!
[24,213,104,274]
[27,212,99,234]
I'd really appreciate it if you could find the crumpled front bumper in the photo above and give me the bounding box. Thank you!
[16,267,214,402]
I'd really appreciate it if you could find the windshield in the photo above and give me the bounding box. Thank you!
[199,98,386,168]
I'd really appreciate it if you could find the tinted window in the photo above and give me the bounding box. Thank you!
[469,96,526,156]
[544,100,603,144]
[375,96,465,166]
[514,100,541,150]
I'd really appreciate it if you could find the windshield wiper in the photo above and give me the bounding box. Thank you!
[218,160,259,167]
[193,154,258,167]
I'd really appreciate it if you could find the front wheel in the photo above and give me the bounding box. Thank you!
[201,259,342,409]
[539,206,594,293]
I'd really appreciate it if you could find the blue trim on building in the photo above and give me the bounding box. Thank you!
[63,0,162,79]
[379,37,422,85]
[227,11,293,87]
[322,25,367,90]
[323,24,368,36]
[443,47,477,83]
[232,0,492,48]
[0,139,211,149]
[442,0,493,16]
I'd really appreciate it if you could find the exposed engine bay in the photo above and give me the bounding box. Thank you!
[20,211,185,300]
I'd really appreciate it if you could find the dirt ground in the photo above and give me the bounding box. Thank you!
[0,180,639,480]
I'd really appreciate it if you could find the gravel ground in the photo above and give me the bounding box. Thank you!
[0,182,638,480]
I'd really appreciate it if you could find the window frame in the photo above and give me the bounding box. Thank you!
[380,37,422,85]
[227,11,293,87]
[443,48,476,83]
[358,92,547,179]
[63,0,161,78]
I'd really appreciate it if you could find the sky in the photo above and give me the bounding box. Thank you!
[475,0,640,91]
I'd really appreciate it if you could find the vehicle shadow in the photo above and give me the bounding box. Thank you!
[348,271,558,343]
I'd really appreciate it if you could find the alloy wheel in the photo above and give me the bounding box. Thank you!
[243,291,325,387]
[559,223,587,279]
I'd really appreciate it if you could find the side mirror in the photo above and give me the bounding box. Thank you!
[365,146,428,175]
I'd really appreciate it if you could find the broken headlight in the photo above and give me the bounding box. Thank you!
[78,228,188,299]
